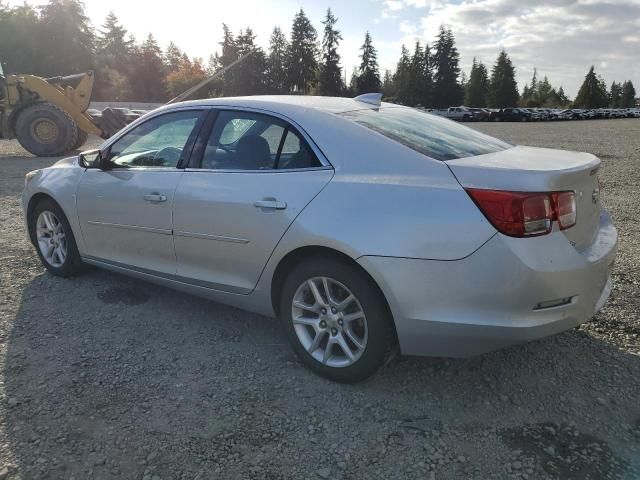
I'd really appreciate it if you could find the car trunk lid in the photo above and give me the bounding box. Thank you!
[446,145,601,250]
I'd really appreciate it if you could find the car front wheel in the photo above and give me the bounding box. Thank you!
[280,257,395,383]
[31,198,83,277]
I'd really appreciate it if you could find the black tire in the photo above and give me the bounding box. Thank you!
[279,256,396,383]
[15,102,78,157]
[30,198,83,277]
[73,129,89,150]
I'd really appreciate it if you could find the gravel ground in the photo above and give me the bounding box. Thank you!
[0,121,638,480]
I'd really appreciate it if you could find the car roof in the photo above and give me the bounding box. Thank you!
[159,95,383,117]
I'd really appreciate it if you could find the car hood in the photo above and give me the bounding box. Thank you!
[52,156,80,168]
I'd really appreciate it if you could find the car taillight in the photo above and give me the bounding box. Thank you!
[466,189,576,238]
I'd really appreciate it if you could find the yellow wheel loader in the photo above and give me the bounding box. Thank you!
[0,63,126,157]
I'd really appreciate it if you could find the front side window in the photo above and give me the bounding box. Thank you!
[200,110,321,170]
[340,107,511,161]
[106,110,203,168]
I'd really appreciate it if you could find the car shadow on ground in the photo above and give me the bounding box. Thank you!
[3,268,640,479]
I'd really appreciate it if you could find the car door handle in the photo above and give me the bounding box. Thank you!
[143,193,167,203]
[254,199,287,210]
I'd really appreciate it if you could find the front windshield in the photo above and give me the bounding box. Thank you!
[340,106,512,161]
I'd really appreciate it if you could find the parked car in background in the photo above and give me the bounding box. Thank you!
[469,108,491,121]
[432,106,474,121]
[523,108,544,121]
[106,107,139,123]
[22,94,617,382]
[490,108,533,122]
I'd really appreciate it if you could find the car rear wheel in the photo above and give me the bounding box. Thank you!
[280,257,395,383]
[31,198,83,277]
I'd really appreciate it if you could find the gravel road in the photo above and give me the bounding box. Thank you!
[0,120,638,479]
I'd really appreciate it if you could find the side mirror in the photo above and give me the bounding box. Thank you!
[78,149,103,169]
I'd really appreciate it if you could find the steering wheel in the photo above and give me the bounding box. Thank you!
[153,146,182,167]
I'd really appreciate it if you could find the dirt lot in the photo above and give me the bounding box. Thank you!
[0,120,638,480]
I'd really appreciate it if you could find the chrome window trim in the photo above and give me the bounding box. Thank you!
[184,166,333,174]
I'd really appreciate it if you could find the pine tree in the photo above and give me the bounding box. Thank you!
[266,27,289,94]
[356,32,381,94]
[620,80,636,108]
[406,42,424,106]
[131,33,166,101]
[393,45,412,105]
[464,58,489,107]
[232,27,267,95]
[0,3,40,73]
[574,66,609,108]
[96,12,132,72]
[489,50,519,107]
[318,8,343,96]
[286,9,318,94]
[432,26,463,107]
[537,76,553,106]
[382,69,395,98]
[37,0,95,76]
[164,42,185,73]
[556,86,569,106]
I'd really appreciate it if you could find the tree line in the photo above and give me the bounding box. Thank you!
[0,0,636,108]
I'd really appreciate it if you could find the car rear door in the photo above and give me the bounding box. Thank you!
[76,108,205,274]
[172,108,333,294]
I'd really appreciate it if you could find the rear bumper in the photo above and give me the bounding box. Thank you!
[358,210,617,357]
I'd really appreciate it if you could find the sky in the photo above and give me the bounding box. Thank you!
[8,0,640,97]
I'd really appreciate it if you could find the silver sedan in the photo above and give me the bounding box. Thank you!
[22,94,618,382]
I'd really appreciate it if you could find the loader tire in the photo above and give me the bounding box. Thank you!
[15,102,78,157]
[73,129,89,150]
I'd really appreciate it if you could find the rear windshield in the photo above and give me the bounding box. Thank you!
[340,107,511,161]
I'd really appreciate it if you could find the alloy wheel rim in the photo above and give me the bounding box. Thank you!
[36,210,67,268]
[291,276,368,368]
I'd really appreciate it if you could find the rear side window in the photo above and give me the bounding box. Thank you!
[340,107,511,161]
[200,110,322,170]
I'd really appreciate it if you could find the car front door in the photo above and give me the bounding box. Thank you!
[76,109,205,274]
[172,109,333,294]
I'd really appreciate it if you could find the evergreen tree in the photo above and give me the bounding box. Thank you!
[432,26,463,107]
[0,3,40,73]
[520,68,539,106]
[464,58,489,107]
[356,32,381,94]
[37,0,95,76]
[318,8,343,96]
[232,27,267,95]
[609,81,621,107]
[164,42,185,73]
[96,12,132,71]
[489,50,519,107]
[266,27,289,94]
[556,86,570,106]
[620,80,636,108]
[286,9,318,93]
[393,45,412,105]
[131,33,166,101]
[217,23,239,96]
[537,76,553,106]
[382,69,395,98]
[574,66,609,108]
[348,67,358,96]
